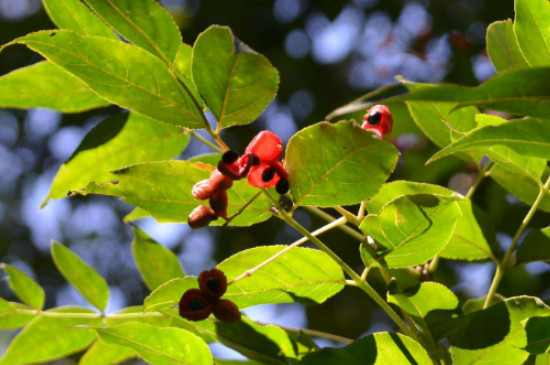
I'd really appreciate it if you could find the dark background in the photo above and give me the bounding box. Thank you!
[2,0,548,361]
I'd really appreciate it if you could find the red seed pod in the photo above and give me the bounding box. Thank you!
[209,189,228,219]
[179,288,213,321]
[245,130,283,162]
[212,299,241,323]
[188,205,218,229]
[209,169,234,191]
[248,162,281,188]
[192,179,214,200]
[198,268,228,299]
[361,105,393,138]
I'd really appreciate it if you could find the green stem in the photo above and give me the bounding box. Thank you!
[263,190,418,340]
[465,161,494,200]
[334,206,360,226]
[305,207,364,241]
[483,174,550,309]
[185,129,225,153]
[266,323,353,344]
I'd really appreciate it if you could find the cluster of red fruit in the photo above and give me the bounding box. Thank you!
[188,131,289,228]
[179,268,241,323]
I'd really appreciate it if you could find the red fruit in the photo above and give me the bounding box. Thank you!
[179,289,213,321]
[209,169,234,191]
[212,299,241,323]
[209,189,228,219]
[192,179,214,200]
[188,205,218,229]
[198,268,228,299]
[361,105,393,138]
[245,131,283,162]
[248,162,281,188]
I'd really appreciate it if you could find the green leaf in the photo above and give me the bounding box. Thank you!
[83,0,182,64]
[123,207,150,222]
[173,44,203,109]
[406,101,478,150]
[73,161,273,227]
[450,296,550,365]
[490,163,550,213]
[42,0,116,38]
[286,121,399,207]
[387,282,458,318]
[144,277,197,312]
[51,241,110,311]
[97,322,212,365]
[145,246,344,312]
[1,263,45,310]
[0,306,101,365]
[365,181,496,261]
[165,311,302,365]
[486,20,529,72]
[429,119,550,164]
[393,68,550,119]
[13,30,204,128]
[524,316,550,355]
[192,25,279,129]
[514,0,550,67]
[0,61,109,112]
[219,246,345,308]
[360,194,462,268]
[43,113,189,206]
[132,225,184,290]
[79,340,136,365]
[0,300,36,330]
[516,227,550,266]
[300,332,431,365]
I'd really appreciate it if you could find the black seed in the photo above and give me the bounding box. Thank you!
[222,150,239,164]
[190,297,206,311]
[367,111,382,125]
[250,153,260,166]
[276,178,290,194]
[206,278,220,294]
[278,195,294,212]
[262,168,275,182]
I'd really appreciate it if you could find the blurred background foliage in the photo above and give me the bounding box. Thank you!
[2,0,549,361]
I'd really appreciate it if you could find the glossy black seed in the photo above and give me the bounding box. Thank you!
[278,195,294,212]
[222,150,239,164]
[276,178,290,194]
[206,277,220,294]
[367,111,382,125]
[262,168,275,182]
[190,297,206,311]
[250,153,260,166]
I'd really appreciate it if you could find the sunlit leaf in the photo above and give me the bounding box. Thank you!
[514,0,550,67]
[1,263,45,310]
[165,311,301,365]
[43,113,188,207]
[360,194,462,268]
[300,332,431,365]
[286,120,399,207]
[219,246,345,308]
[524,316,550,355]
[0,61,108,112]
[132,225,184,290]
[173,44,203,108]
[79,340,136,365]
[84,0,182,63]
[450,296,550,365]
[387,282,459,318]
[73,161,273,227]
[0,300,36,330]
[429,119,550,164]
[42,0,116,38]
[192,25,279,128]
[144,277,197,312]
[12,30,204,128]
[486,20,529,72]
[97,322,212,365]
[0,307,101,365]
[51,241,109,311]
